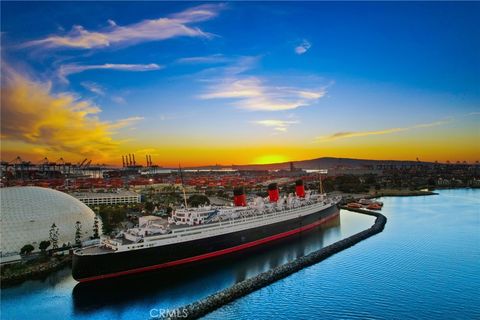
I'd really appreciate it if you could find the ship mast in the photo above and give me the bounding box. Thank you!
[318,172,323,194]
[179,164,188,208]
[318,169,327,195]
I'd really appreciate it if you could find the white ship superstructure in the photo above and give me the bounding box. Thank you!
[73,180,341,282]
[95,192,341,253]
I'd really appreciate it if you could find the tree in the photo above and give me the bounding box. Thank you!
[144,201,155,213]
[49,223,59,250]
[92,216,100,239]
[323,179,335,193]
[365,174,377,186]
[75,221,82,246]
[39,240,51,254]
[20,244,34,255]
[98,206,128,234]
[187,194,210,207]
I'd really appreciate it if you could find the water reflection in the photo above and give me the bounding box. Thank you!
[72,215,341,314]
[1,211,374,320]
[204,189,480,320]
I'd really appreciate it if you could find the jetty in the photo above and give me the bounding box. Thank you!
[165,207,387,320]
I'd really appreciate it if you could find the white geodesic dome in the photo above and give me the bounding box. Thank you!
[0,186,97,255]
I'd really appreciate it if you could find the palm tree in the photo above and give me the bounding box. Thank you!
[49,223,59,250]
[75,221,82,246]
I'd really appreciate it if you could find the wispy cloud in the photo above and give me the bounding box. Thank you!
[111,96,127,105]
[81,81,105,96]
[320,128,406,141]
[81,81,128,105]
[197,56,326,111]
[58,63,162,82]
[252,119,299,132]
[109,116,144,129]
[1,66,142,159]
[22,4,224,50]
[176,54,229,64]
[317,120,451,142]
[199,76,326,111]
[295,39,311,55]
[195,55,260,77]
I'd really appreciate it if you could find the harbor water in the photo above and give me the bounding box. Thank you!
[1,189,479,319]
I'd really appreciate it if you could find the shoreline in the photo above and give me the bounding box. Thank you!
[1,255,72,288]
[368,190,438,198]
[0,189,430,288]
[165,207,387,320]
[338,189,438,203]
[0,188,441,288]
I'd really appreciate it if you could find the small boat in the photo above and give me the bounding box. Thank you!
[358,198,373,205]
[367,203,382,210]
[347,202,363,209]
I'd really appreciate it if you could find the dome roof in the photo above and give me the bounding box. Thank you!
[0,187,97,255]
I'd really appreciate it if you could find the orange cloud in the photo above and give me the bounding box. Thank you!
[316,120,451,142]
[0,67,142,161]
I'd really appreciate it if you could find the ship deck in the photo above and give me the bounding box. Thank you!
[75,245,115,255]
[75,197,341,256]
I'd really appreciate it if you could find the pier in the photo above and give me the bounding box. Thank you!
[165,207,387,320]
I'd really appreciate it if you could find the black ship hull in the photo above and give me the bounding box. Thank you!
[73,204,339,282]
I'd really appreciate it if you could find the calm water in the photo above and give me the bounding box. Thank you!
[0,205,372,320]
[206,189,480,320]
[1,189,479,319]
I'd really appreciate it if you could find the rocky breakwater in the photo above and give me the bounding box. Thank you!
[164,208,387,320]
[1,255,72,287]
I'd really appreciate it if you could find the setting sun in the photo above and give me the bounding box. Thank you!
[253,155,289,165]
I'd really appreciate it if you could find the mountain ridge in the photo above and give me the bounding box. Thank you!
[184,157,432,170]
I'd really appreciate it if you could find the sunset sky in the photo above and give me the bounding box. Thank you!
[1,2,479,167]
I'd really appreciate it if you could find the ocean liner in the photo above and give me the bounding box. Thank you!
[72,180,341,282]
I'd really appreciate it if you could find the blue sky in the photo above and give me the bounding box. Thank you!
[1,2,479,165]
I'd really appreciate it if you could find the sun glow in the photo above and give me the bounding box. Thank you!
[253,154,289,165]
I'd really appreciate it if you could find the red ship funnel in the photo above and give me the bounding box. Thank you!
[295,179,305,197]
[233,187,247,206]
[267,183,279,202]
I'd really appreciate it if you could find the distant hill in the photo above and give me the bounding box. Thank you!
[185,157,431,171]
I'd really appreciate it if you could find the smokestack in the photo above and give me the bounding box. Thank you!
[128,154,132,166]
[122,155,125,168]
[132,154,136,166]
[149,155,153,166]
[233,187,247,206]
[267,183,279,202]
[146,155,149,167]
[295,179,305,197]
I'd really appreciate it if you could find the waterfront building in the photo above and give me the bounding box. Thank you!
[70,190,140,206]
